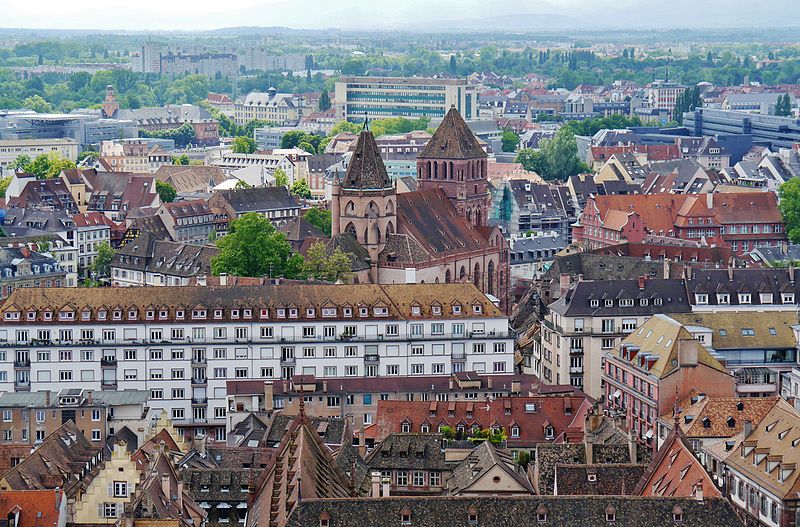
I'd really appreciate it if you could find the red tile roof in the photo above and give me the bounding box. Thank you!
[0,490,66,527]
[374,394,593,447]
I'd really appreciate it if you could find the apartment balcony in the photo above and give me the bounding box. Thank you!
[13,360,30,368]
[101,380,118,389]
[191,356,207,365]
[451,353,466,361]
[280,356,296,365]
[14,380,30,391]
[364,354,380,363]
[192,397,208,405]
[100,357,117,367]
[569,348,584,355]
[569,366,584,374]
[191,377,208,386]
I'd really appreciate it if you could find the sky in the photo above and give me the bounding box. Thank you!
[1,0,800,31]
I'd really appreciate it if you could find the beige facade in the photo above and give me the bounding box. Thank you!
[73,441,139,525]
[0,138,78,176]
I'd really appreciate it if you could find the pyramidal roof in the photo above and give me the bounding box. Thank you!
[342,128,393,190]
[420,106,487,160]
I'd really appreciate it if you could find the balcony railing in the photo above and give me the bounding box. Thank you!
[100,357,117,366]
[364,354,380,362]
[192,397,208,405]
[13,360,30,368]
[191,357,207,365]
[191,377,208,386]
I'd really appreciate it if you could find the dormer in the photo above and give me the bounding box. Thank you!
[26,309,36,321]
[158,307,169,320]
[213,306,224,319]
[191,305,207,319]
[410,301,422,317]
[358,304,369,317]
[145,306,156,320]
[288,305,299,318]
[753,448,770,466]
[43,309,54,321]
[127,308,138,320]
[3,309,20,321]
[766,456,782,474]
[472,302,483,315]
[305,305,316,318]
[536,504,548,523]
[373,301,389,317]
[451,302,462,315]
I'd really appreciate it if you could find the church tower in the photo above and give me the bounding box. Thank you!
[101,85,119,119]
[417,105,489,226]
[331,125,396,265]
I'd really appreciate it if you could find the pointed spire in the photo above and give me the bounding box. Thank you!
[341,127,392,190]
[419,106,487,160]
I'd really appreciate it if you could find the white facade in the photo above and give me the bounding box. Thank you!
[0,288,514,439]
[0,138,79,176]
[77,224,111,277]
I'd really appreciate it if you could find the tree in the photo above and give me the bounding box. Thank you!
[24,152,76,179]
[449,55,457,73]
[156,180,177,203]
[319,89,331,111]
[0,176,12,198]
[281,130,309,150]
[304,207,332,236]
[273,168,289,187]
[303,241,353,282]
[515,148,548,175]
[232,136,257,154]
[290,178,312,199]
[775,94,793,117]
[328,120,361,136]
[21,94,53,113]
[501,130,520,152]
[211,212,298,278]
[673,86,702,124]
[12,155,31,171]
[77,149,99,164]
[172,154,190,165]
[779,178,800,243]
[234,179,252,189]
[92,242,114,277]
[540,127,588,180]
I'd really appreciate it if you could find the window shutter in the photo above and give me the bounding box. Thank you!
[108,482,114,497]
[98,503,105,518]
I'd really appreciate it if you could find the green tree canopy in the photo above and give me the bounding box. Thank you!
[21,94,53,113]
[515,148,548,176]
[156,180,177,203]
[290,178,312,199]
[501,130,520,152]
[172,154,190,165]
[211,212,299,278]
[92,242,114,278]
[232,136,257,154]
[319,89,331,111]
[779,178,800,243]
[303,207,332,236]
[0,176,12,198]
[23,152,76,179]
[302,241,353,283]
[273,168,289,187]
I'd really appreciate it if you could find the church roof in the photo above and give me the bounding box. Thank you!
[419,106,487,160]
[341,129,393,190]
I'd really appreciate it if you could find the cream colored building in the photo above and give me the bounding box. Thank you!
[234,89,308,126]
[0,138,78,176]
[73,441,140,524]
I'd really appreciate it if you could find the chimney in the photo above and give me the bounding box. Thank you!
[193,435,207,458]
[694,481,704,502]
[159,440,166,455]
[511,380,521,394]
[448,377,454,390]
[559,273,571,297]
[358,428,366,458]
[744,420,753,439]
[487,376,493,390]
[196,274,207,286]
[637,275,646,290]
[706,192,713,209]
[177,479,184,510]
[263,381,274,411]
[45,391,51,407]
[323,380,328,393]
[727,264,734,282]
[628,428,637,463]
[370,471,381,497]
[161,474,170,501]
[86,390,93,405]
[789,266,795,283]
[662,258,670,279]
[219,272,228,286]
[381,476,391,497]
[677,339,698,367]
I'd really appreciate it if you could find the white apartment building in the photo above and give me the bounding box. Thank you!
[0,138,79,176]
[540,278,691,399]
[73,212,114,278]
[0,283,514,441]
[335,77,479,124]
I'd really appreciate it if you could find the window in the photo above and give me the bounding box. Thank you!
[411,364,424,375]
[413,471,425,486]
[324,347,336,357]
[150,349,162,360]
[91,429,101,441]
[601,319,615,333]
[235,368,248,378]
[430,472,440,486]
[602,338,615,349]
[150,389,163,399]
[261,367,274,378]
[261,327,274,339]
[113,481,128,498]
[214,368,227,378]
[59,370,72,381]
[396,471,408,486]
[411,345,424,356]
[386,364,400,376]
[172,388,185,399]
[345,366,358,376]
[386,324,399,337]
[326,396,340,407]
[101,503,118,519]
[324,366,337,377]
[431,323,444,335]
[493,342,506,354]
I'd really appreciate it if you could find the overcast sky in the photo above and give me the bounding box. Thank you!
[2,0,799,31]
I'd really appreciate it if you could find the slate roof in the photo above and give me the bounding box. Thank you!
[286,496,742,527]
[155,165,227,193]
[212,187,300,213]
[542,253,666,284]
[279,216,324,243]
[549,279,691,317]
[419,106,487,160]
[112,231,217,278]
[341,129,393,190]
[553,464,646,496]
[264,415,348,448]
[685,268,800,306]
[447,441,534,495]
[365,434,447,471]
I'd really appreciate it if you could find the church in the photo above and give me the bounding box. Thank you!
[328,107,510,312]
